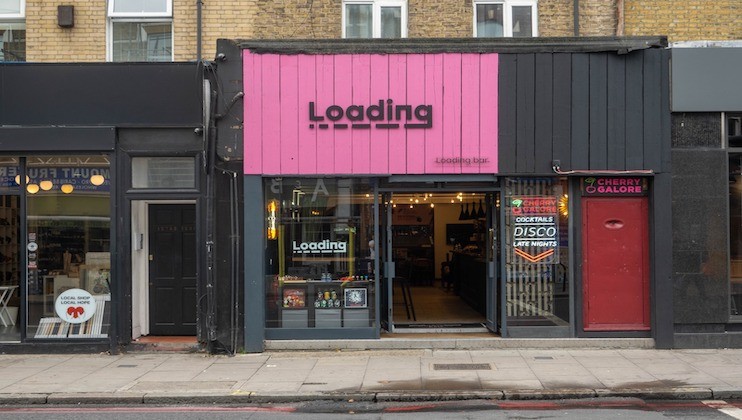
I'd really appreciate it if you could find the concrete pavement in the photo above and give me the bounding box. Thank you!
[1,348,742,405]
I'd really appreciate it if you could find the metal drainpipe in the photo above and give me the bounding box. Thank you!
[616,0,625,36]
[573,0,580,36]
[197,0,203,60]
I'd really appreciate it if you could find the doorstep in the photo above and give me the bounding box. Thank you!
[124,336,205,353]
[265,336,655,351]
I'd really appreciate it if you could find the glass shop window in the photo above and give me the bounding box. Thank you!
[0,157,20,341]
[264,178,376,330]
[503,177,570,328]
[25,155,111,339]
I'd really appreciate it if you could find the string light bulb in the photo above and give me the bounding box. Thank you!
[90,174,105,186]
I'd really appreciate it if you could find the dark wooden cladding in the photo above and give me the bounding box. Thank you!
[516,54,536,173]
[589,54,608,169]
[625,51,644,169]
[552,54,572,170]
[534,54,554,174]
[607,53,627,170]
[498,49,669,174]
[571,54,590,169]
[498,55,517,173]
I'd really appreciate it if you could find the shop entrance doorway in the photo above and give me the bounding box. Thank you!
[381,190,499,333]
[148,204,197,335]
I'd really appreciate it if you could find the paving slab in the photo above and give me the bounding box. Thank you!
[0,348,740,405]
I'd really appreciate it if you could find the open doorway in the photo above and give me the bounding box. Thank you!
[383,191,498,333]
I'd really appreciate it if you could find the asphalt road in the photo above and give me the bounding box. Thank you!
[0,399,741,420]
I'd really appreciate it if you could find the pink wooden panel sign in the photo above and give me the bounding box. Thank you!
[243,51,499,175]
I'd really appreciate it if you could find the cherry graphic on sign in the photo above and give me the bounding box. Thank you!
[67,306,85,319]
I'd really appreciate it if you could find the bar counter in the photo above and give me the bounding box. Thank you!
[450,251,486,315]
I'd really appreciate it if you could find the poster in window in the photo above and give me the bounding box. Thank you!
[344,288,367,308]
[282,288,306,308]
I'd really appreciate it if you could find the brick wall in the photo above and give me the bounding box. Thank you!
[30,0,740,63]
[538,0,575,37]
[408,0,469,38]
[26,0,107,62]
[624,0,742,42]
[250,0,341,40]
[580,0,617,36]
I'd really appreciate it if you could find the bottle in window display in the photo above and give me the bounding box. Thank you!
[331,289,340,307]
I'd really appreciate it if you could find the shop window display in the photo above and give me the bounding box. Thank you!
[25,155,111,339]
[503,178,570,328]
[0,158,20,341]
[264,178,375,329]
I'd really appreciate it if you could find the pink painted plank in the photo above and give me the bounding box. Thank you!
[279,55,299,174]
[297,55,318,174]
[243,50,262,174]
[441,53,462,174]
[369,54,390,174]
[460,54,481,174]
[405,54,426,174]
[351,54,371,174]
[315,55,335,173]
[388,54,407,174]
[261,54,281,174]
[333,55,353,174]
[245,52,499,176]
[479,53,499,173]
[423,54,444,174]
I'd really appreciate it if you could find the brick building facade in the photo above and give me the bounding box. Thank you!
[8,1,742,63]
[17,0,629,63]
[624,0,741,42]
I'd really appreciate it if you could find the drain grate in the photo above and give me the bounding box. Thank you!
[117,365,138,368]
[533,356,554,360]
[433,363,491,371]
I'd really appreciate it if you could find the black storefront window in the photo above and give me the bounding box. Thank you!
[0,155,112,342]
[503,178,570,330]
[25,155,111,339]
[264,178,376,330]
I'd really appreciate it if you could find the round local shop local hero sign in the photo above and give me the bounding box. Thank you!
[55,288,96,324]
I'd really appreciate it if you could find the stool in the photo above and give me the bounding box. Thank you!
[0,285,18,327]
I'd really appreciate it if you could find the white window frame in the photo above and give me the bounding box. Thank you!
[342,0,408,39]
[0,0,25,19]
[473,0,538,38]
[106,0,173,62]
[107,0,172,18]
[106,19,174,62]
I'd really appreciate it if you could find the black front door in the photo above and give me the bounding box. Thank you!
[149,204,197,335]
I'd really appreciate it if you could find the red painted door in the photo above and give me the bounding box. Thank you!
[582,197,650,331]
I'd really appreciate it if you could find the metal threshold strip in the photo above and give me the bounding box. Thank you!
[392,323,491,334]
